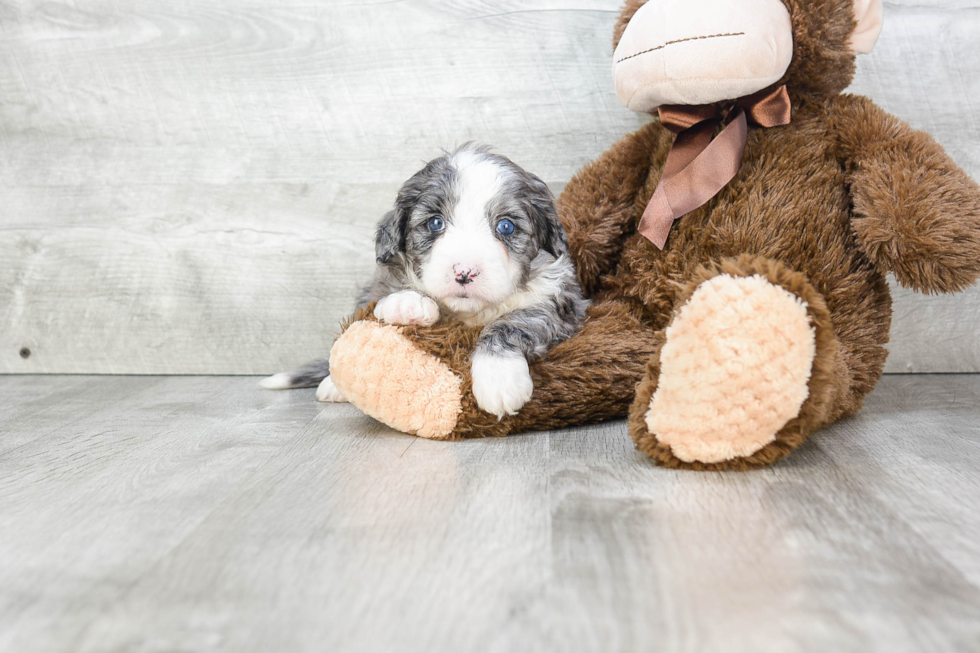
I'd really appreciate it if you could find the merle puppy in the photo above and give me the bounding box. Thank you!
[262,143,588,418]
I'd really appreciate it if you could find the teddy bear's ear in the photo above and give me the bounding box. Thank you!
[850,0,884,54]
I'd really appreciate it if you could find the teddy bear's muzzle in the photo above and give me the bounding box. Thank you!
[612,0,794,111]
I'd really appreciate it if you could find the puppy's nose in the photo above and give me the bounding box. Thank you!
[453,264,480,285]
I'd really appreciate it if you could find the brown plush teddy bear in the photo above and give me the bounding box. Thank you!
[327,0,980,470]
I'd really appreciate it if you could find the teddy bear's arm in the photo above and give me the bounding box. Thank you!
[558,121,672,296]
[832,94,980,294]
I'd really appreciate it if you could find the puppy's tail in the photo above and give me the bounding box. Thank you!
[259,358,331,390]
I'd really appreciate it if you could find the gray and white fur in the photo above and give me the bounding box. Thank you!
[261,143,589,418]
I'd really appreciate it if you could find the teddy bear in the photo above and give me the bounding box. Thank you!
[326,0,980,470]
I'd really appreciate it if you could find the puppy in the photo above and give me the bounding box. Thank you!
[262,143,588,418]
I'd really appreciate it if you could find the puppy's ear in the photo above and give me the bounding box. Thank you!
[524,174,569,259]
[375,210,405,264]
[377,164,433,264]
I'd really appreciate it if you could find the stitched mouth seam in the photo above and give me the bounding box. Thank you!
[616,32,747,64]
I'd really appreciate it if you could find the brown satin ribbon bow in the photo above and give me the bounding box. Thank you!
[638,85,792,250]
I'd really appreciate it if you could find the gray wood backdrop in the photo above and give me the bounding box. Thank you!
[1,0,978,375]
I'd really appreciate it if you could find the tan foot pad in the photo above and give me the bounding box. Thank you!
[647,274,817,464]
[329,321,463,440]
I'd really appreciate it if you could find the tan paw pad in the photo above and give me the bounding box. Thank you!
[329,321,463,440]
[647,274,816,464]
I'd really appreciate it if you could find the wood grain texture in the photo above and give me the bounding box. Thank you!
[0,0,978,374]
[1,374,979,652]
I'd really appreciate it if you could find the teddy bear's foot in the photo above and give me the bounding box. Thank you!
[649,273,815,462]
[328,320,463,440]
[630,256,842,470]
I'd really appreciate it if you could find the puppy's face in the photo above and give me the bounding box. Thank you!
[376,145,568,315]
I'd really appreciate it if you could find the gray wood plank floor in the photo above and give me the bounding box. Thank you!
[1,375,980,652]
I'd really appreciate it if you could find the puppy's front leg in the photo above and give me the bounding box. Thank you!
[471,350,534,419]
[470,315,542,419]
[470,294,587,418]
[373,290,440,326]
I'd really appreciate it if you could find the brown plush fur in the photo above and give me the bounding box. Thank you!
[333,0,980,469]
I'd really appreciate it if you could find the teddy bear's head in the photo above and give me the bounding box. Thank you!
[612,0,883,112]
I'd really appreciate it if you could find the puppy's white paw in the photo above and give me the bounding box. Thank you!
[373,290,440,326]
[471,352,533,419]
[316,376,348,403]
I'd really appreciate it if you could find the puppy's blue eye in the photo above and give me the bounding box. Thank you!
[427,217,445,232]
[496,219,515,236]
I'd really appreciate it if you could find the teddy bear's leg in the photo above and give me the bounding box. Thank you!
[328,300,659,440]
[629,255,843,470]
